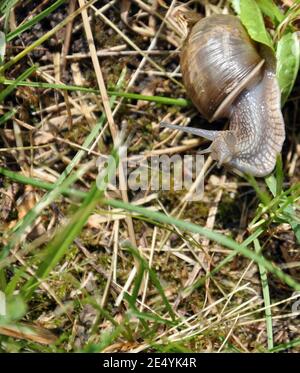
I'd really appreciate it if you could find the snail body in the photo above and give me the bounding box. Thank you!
[161,15,285,177]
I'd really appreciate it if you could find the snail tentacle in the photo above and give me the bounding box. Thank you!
[160,122,219,141]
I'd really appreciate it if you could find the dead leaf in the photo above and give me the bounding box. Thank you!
[34,131,55,145]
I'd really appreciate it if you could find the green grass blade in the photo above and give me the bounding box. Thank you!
[0,162,91,260]
[1,0,18,32]
[0,67,126,259]
[0,166,86,199]
[21,145,120,300]
[55,68,126,184]
[0,108,16,125]
[270,338,300,352]
[104,198,300,292]
[1,163,299,292]
[245,174,272,206]
[21,186,99,299]
[275,155,284,196]
[0,79,190,106]
[123,242,176,321]
[6,0,66,42]
[0,0,97,74]
[107,90,190,107]
[183,227,265,295]
[0,65,36,102]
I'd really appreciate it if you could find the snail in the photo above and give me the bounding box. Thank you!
[161,14,285,177]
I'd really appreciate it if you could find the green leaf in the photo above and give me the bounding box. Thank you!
[282,204,300,244]
[240,0,274,49]
[265,175,277,197]
[290,220,300,244]
[276,32,300,105]
[256,0,284,24]
[246,173,272,206]
[275,155,284,196]
[0,294,27,324]
[6,294,27,321]
[265,156,284,197]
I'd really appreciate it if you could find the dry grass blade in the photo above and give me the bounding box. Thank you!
[0,323,57,345]
[78,0,137,248]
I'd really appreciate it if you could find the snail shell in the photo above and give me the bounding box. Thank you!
[161,15,285,177]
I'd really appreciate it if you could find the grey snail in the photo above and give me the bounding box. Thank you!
[161,14,285,177]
